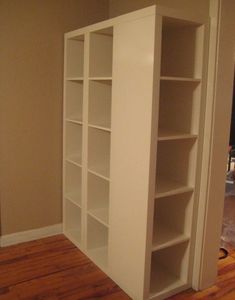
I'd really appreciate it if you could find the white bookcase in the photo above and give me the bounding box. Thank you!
[63,5,208,300]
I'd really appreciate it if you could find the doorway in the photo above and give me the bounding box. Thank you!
[221,70,235,254]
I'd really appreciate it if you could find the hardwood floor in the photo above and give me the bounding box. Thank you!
[0,234,235,300]
[0,235,130,300]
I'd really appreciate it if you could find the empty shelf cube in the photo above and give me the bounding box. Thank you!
[88,172,110,226]
[65,80,83,122]
[156,139,197,196]
[66,35,84,78]
[64,200,82,245]
[152,193,193,251]
[65,122,82,165]
[64,162,82,206]
[89,27,113,77]
[87,215,108,268]
[159,80,200,137]
[150,242,189,297]
[88,127,110,178]
[89,80,112,129]
[161,17,203,79]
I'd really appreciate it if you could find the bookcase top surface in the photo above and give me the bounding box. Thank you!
[65,5,206,39]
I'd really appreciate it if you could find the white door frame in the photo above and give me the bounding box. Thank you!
[193,0,235,290]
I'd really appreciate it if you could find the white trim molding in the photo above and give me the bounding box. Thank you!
[0,224,62,247]
[193,0,235,290]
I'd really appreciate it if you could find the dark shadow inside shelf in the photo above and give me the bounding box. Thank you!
[89,27,113,78]
[150,241,189,295]
[161,17,202,78]
[65,80,83,121]
[153,192,193,250]
[88,80,112,129]
[156,139,196,192]
[64,200,82,244]
[159,80,200,135]
[66,36,84,78]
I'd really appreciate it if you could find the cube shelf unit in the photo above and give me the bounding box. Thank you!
[63,25,112,272]
[63,6,208,300]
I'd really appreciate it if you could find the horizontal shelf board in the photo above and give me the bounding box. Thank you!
[66,118,83,125]
[88,166,110,181]
[152,226,190,252]
[64,192,82,208]
[88,208,109,227]
[87,246,108,269]
[150,265,186,298]
[158,129,197,141]
[89,77,112,81]
[155,178,194,199]
[88,124,111,132]
[66,154,82,167]
[66,77,84,81]
[160,76,201,82]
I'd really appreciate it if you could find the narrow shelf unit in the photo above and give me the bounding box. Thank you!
[64,199,82,246]
[65,80,83,122]
[63,6,208,300]
[87,215,108,268]
[65,35,84,78]
[88,127,111,179]
[87,172,109,227]
[88,79,112,130]
[65,122,82,166]
[152,192,193,252]
[89,27,113,78]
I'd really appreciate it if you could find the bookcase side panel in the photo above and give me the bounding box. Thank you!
[109,14,156,300]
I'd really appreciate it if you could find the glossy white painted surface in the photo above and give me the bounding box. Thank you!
[109,13,155,300]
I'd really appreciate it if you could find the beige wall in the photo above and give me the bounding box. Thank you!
[109,0,209,18]
[0,0,109,235]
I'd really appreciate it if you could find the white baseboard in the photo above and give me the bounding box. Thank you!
[0,223,63,247]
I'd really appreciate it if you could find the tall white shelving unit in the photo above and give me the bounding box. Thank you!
[63,6,208,300]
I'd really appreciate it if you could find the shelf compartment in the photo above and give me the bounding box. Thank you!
[89,27,113,77]
[65,122,82,165]
[152,193,193,252]
[88,80,112,129]
[65,80,83,122]
[88,127,110,178]
[156,138,196,198]
[64,199,82,245]
[150,242,189,297]
[161,17,203,79]
[159,80,201,136]
[87,215,108,268]
[66,35,84,78]
[87,172,109,226]
[64,162,82,206]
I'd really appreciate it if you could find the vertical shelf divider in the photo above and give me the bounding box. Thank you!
[81,32,90,250]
